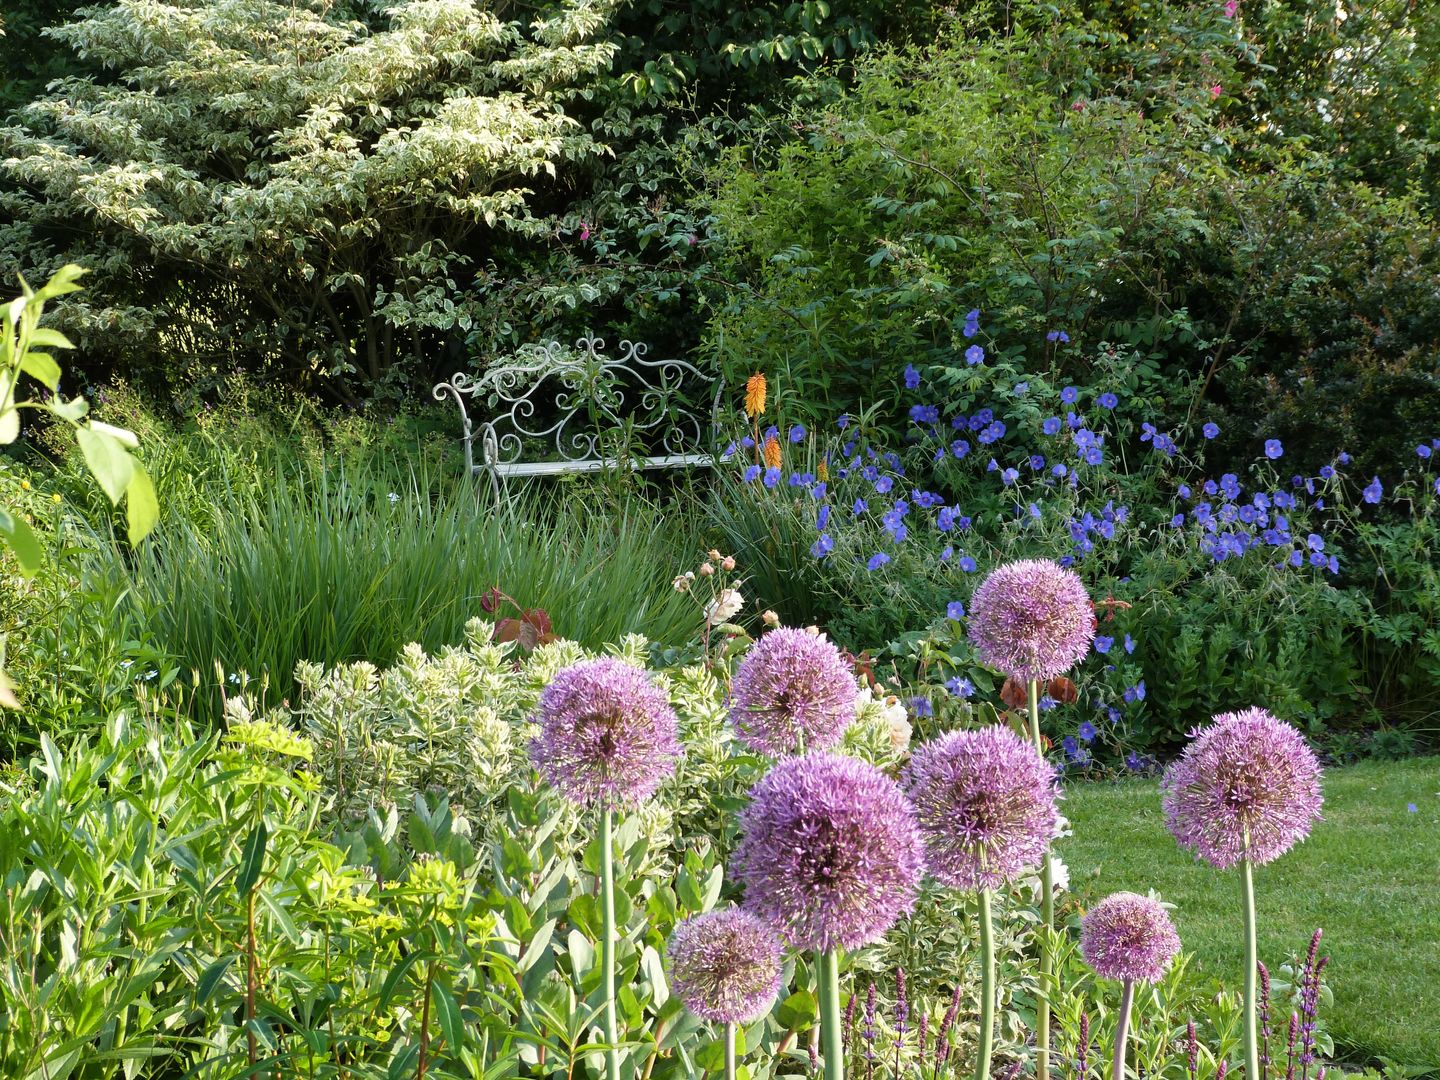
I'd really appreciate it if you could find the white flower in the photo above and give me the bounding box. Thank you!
[704,587,744,626]
[388,492,400,504]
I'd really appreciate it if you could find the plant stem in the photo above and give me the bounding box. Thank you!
[601,808,619,1080]
[1112,981,1134,1080]
[975,888,996,1080]
[1242,848,1259,1080]
[821,949,845,1080]
[246,887,258,1079]
[725,1021,737,1080]
[1027,677,1053,1080]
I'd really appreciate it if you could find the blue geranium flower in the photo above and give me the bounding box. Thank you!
[789,424,806,443]
[1364,476,1383,503]
[1203,422,1220,439]
[963,309,981,337]
[946,676,975,698]
[1043,417,1061,436]
[947,600,966,620]
[875,476,894,494]
[763,467,781,488]
[1094,635,1113,654]
[904,364,920,389]
[866,552,891,571]
[1061,386,1079,404]
[965,344,985,366]
[743,464,761,483]
[1078,721,1097,743]
[1097,392,1118,409]
[1265,439,1284,459]
[959,555,978,572]
[810,533,834,558]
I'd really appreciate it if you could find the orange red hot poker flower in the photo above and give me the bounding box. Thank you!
[745,373,767,418]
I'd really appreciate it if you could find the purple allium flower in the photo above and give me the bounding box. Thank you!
[666,908,783,1024]
[529,659,682,809]
[1161,708,1323,868]
[1080,892,1182,983]
[732,753,924,951]
[729,628,857,756]
[904,725,1059,891]
[967,559,1096,682]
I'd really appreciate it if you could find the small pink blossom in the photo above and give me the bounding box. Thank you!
[579,221,591,241]
[1223,0,1239,16]
[1209,83,1223,99]
[1071,100,1086,112]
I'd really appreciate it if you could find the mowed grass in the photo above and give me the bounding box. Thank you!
[1059,757,1440,1070]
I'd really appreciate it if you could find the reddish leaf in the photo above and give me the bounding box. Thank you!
[1047,677,1079,704]
[1000,676,1027,710]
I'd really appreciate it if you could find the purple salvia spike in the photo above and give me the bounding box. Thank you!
[1285,1013,1299,1080]
[1217,1062,1228,1080]
[895,968,908,1078]
[1078,1012,1090,1080]
[935,984,962,1071]
[810,1035,821,1074]
[1005,1062,1025,1080]
[917,1011,929,1059]
[1258,962,1272,1068]
[845,988,859,1062]
[864,980,877,1080]
[1186,1021,1198,1080]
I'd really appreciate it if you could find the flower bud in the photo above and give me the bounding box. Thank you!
[721,556,737,571]
[699,562,715,576]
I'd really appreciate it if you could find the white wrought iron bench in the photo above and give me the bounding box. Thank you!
[433,335,725,495]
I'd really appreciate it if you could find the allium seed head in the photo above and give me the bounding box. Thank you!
[528,658,682,809]
[731,752,924,951]
[967,559,1096,682]
[1162,707,1323,868]
[1080,892,1182,983]
[730,628,858,756]
[903,725,1059,891]
[666,908,783,1024]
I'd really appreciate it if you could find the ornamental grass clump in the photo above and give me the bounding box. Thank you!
[904,725,1059,1080]
[1080,893,1182,1080]
[667,908,783,1080]
[1162,708,1322,1080]
[729,628,858,756]
[967,558,1093,1080]
[732,752,924,1080]
[529,658,683,1080]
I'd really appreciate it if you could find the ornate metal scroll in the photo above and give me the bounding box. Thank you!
[433,335,721,482]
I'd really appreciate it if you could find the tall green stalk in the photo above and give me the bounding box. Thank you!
[820,949,844,1080]
[975,888,996,1080]
[1027,677,1053,1080]
[725,1021,737,1080]
[1111,980,1134,1080]
[601,809,619,1080]
[1241,840,1259,1080]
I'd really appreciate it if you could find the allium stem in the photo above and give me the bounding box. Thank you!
[1028,677,1054,1080]
[1112,980,1134,1080]
[821,950,845,1080]
[975,888,997,1080]
[1241,850,1259,1080]
[601,809,620,1080]
[725,1022,737,1080]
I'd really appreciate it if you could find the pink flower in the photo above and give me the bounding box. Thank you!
[579,221,591,241]
[1223,0,1239,16]
[1071,100,1087,112]
[1209,83,1223,99]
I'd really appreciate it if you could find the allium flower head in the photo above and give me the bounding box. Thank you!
[967,559,1096,681]
[1162,707,1322,868]
[666,908,783,1024]
[904,725,1059,891]
[730,628,858,755]
[1080,893,1182,983]
[731,752,924,951]
[529,658,682,809]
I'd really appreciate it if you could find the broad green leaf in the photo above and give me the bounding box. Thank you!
[91,420,139,448]
[432,979,464,1051]
[19,350,62,389]
[235,821,268,897]
[75,425,134,505]
[0,407,18,445]
[0,506,43,576]
[126,464,158,543]
[195,955,236,1004]
[26,326,75,351]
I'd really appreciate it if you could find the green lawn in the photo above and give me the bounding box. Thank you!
[1059,757,1440,1070]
